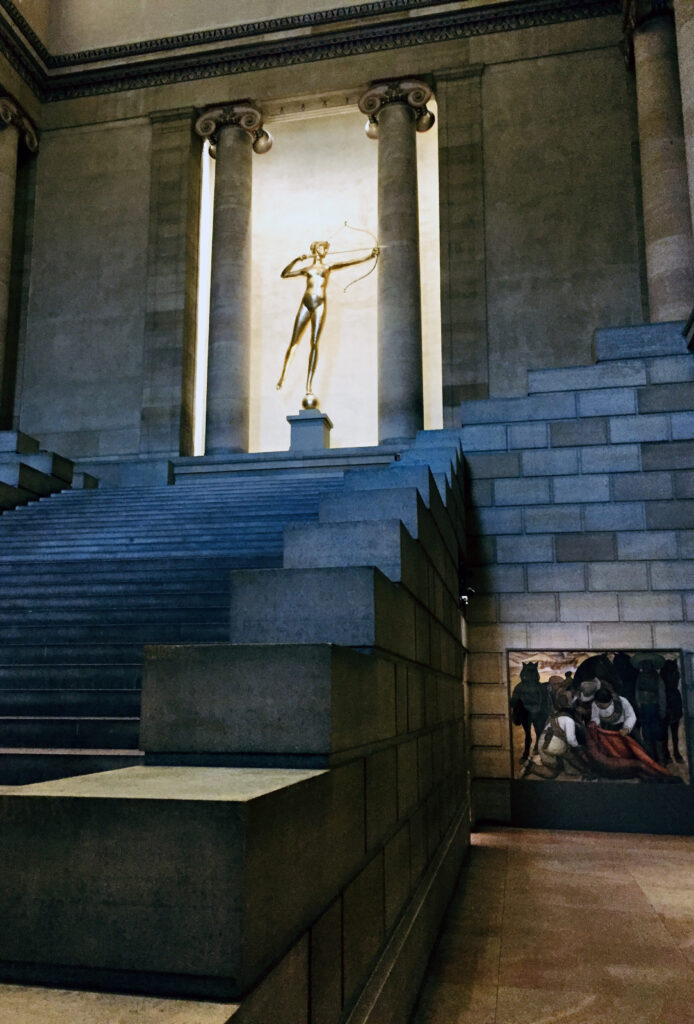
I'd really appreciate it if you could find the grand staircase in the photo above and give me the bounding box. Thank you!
[0,472,344,783]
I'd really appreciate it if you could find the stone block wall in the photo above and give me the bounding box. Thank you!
[459,324,694,820]
[0,438,470,1024]
[217,444,470,1021]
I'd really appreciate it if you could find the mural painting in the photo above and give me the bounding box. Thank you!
[508,650,689,785]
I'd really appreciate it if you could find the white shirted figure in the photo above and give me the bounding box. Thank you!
[533,709,592,779]
[590,688,637,736]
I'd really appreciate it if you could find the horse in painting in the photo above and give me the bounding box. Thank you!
[510,661,551,763]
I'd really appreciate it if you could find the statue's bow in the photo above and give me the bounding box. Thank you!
[339,221,380,292]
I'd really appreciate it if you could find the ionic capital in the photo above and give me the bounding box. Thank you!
[194,101,272,156]
[622,0,675,66]
[623,0,674,32]
[0,94,38,152]
[358,78,435,140]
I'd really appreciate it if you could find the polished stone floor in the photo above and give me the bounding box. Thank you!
[412,827,694,1024]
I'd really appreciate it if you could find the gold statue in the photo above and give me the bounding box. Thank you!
[276,239,379,410]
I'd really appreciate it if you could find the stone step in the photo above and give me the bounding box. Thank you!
[0,689,141,716]
[0,579,230,597]
[0,522,309,540]
[0,750,144,785]
[0,623,228,643]
[595,321,688,361]
[2,495,338,520]
[0,561,236,581]
[0,590,230,608]
[0,666,140,688]
[0,532,288,547]
[30,480,335,498]
[0,548,281,564]
[1,498,327,520]
[0,716,140,750]
[0,605,228,626]
[0,643,147,665]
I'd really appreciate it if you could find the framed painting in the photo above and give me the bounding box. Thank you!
[507,649,689,785]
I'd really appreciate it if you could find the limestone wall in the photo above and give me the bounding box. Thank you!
[5,11,648,460]
[460,324,694,821]
[17,119,150,458]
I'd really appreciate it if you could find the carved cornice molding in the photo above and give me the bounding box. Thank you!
[0,93,37,150]
[0,0,621,103]
[194,102,272,155]
[359,78,435,138]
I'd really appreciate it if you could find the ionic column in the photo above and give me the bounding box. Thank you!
[195,103,271,453]
[626,0,694,321]
[359,79,435,443]
[0,95,37,422]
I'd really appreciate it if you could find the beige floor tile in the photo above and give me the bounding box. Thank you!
[0,985,238,1024]
[412,980,498,1024]
[412,827,694,1024]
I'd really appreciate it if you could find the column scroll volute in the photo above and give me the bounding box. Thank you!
[0,94,38,153]
[358,78,435,139]
[194,101,272,156]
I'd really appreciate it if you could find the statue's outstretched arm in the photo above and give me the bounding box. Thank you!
[281,255,309,278]
[329,246,379,272]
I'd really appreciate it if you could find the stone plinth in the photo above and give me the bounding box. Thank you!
[140,643,395,758]
[286,409,332,451]
[0,763,365,999]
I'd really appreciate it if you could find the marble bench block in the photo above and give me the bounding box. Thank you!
[0,462,56,496]
[140,643,397,757]
[227,567,417,661]
[283,518,411,582]
[0,762,364,999]
[0,430,39,454]
[318,486,423,535]
[0,481,33,508]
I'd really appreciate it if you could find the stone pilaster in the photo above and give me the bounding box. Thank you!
[674,1,694,237]
[435,66,487,423]
[141,108,202,457]
[625,0,694,321]
[195,102,272,454]
[0,95,37,425]
[359,79,435,444]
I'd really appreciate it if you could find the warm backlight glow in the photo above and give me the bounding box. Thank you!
[194,103,441,454]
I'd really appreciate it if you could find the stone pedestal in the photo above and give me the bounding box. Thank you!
[359,80,435,444]
[287,409,332,451]
[630,6,694,321]
[195,103,271,454]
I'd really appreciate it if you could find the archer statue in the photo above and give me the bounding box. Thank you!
[276,237,379,410]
